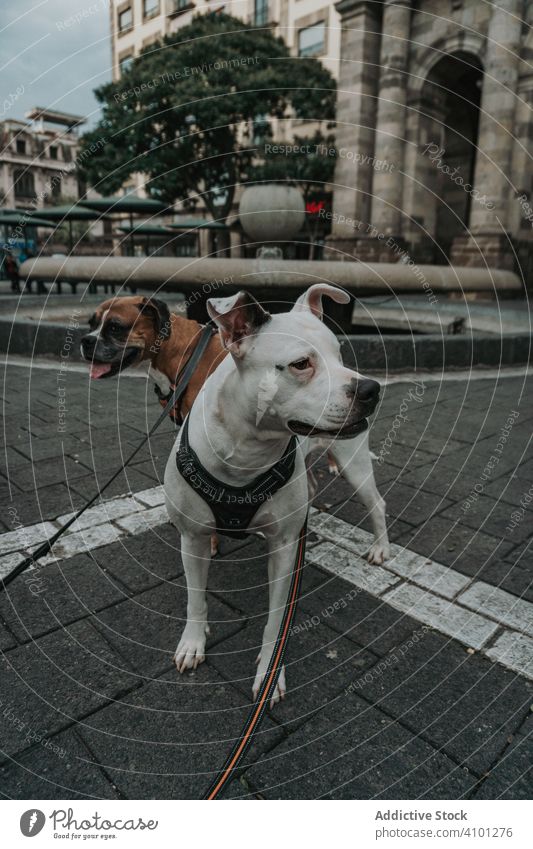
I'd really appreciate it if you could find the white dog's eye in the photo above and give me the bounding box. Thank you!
[289,358,311,371]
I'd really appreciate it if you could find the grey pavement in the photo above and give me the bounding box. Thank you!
[0,357,532,799]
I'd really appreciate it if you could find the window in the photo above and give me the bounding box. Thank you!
[254,0,268,26]
[16,139,26,155]
[143,0,159,18]
[14,169,36,199]
[118,7,133,32]
[51,175,61,198]
[119,54,134,75]
[253,114,269,144]
[298,21,325,57]
[50,146,58,160]
[167,0,191,13]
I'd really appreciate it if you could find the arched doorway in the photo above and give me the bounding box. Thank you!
[428,54,483,260]
[407,51,483,263]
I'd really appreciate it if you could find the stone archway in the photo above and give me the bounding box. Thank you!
[429,53,483,261]
[405,51,483,263]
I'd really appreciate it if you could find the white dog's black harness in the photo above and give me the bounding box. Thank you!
[176,414,298,538]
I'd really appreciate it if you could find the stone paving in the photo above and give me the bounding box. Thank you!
[0,357,532,800]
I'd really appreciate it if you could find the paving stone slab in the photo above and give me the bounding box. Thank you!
[395,518,514,577]
[458,582,533,637]
[398,461,485,503]
[0,520,57,556]
[0,553,128,643]
[115,504,169,535]
[56,496,140,533]
[375,481,454,527]
[133,485,166,507]
[90,524,183,593]
[384,583,498,650]
[298,576,422,657]
[384,548,471,600]
[485,631,533,680]
[0,619,17,652]
[9,435,90,465]
[356,629,533,775]
[481,560,533,605]
[69,468,157,501]
[209,614,377,731]
[244,691,477,799]
[307,541,399,596]
[324,501,415,543]
[207,535,328,617]
[129,457,166,483]
[0,550,25,582]
[92,580,245,679]
[41,522,122,562]
[0,729,119,799]
[6,456,92,492]
[442,497,533,544]
[0,620,138,761]
[78,665,284,799]
[473,720,533,800]
[0,484,85,528]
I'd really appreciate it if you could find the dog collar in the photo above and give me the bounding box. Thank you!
[176,415,299,538]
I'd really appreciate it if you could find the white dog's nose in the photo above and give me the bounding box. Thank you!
[346,377,380,402]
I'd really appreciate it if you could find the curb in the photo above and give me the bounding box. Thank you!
[0,317,531,371]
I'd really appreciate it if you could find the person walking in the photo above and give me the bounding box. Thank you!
[4,251,20,293]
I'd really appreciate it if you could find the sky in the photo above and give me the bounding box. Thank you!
[1,0,111,130]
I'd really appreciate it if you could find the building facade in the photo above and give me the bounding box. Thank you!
[108,0,533,273]
[326,0,533,273]
[0,109,85,212]
[109,0,341,82]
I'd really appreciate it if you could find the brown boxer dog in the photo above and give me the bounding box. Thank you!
[80,295,225,423]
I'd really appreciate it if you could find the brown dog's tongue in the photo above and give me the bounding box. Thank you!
[90,362,112,379]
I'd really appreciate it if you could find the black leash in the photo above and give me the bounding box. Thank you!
[204,517,308,800]
[0,323,215,593]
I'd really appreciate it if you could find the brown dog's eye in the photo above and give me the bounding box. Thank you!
[107,320,124,334]
[289,358,311,371]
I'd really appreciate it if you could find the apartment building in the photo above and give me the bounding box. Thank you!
[0,108,85,211]
[110,0,340,82]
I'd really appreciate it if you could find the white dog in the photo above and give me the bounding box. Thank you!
[164,284,389,705]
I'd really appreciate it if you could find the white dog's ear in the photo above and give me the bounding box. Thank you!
[207,291,270,357]
[293,284,350,320]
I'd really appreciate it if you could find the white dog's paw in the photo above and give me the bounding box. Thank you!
[174,626,207,673]
[367,542,390,565]
[253,664,286,709]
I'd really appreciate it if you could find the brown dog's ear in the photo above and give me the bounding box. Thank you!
[138,297,171,340]
[207,291,270,357]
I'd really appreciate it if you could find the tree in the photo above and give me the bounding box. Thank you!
[78,13,336,222]
[247,131,338,257]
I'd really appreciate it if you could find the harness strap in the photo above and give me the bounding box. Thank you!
[154,324,215,424]
[0,323,215,593]
[176,414,298,538]
[203,517,308,800]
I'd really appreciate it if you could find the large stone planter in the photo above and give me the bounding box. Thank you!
[239,184,305,242]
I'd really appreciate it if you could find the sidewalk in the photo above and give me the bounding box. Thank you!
[0,358,531,799]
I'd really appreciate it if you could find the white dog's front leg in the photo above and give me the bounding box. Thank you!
[330,438,390,565]
[253,535,300,708]
[174,532,211,673]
